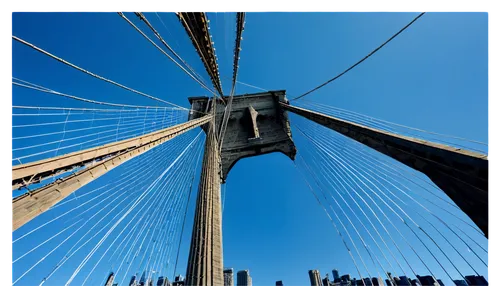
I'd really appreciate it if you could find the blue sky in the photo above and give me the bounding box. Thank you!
[12,12,487,286]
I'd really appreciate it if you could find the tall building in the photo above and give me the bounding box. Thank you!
[362,278,372,285]
[340,274,351,282]
[415,275,439,286]
[172,275,185,286]
[397,276,411,286]
[276,280,284,286]
[157,276,170,286]
[322,274,330,286]
[139,271,147,286]
[465,275,488,285]
[308,270,322,286]
[175,275,184,282]
[371,277,384,285]
[351,278,363,286]
[129,275,138,286]
[332,269,340,282]
[409,279,420,286]
[453,280,468,286]
[104,272,115,286]
[237,270,252,286]
[224,268,234,286]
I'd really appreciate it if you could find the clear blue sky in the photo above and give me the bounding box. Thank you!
[12,12,488,286]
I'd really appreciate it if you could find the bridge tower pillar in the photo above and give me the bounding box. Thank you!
[185,121,224,286]
[185,91,297,285]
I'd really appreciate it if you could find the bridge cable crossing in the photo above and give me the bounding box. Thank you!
[218,12,246,147]
[301,118,487,266]
[12,36,188,110]
[94,132,201,284]
[80,140,202,285]
[312,120,486,274]
[17,136,191,285]
[304,127,477,279]
[292,117,484,282]
[123,131,204,284]
[12,105,189,191]
[63,131,202,285]
[11,12,489,286]
[13,79,187,111]
[12,127,196,251]
[298,149,405,281]
[296,125,467,283]
[294,162,368,285]
[294,102,487,217]
[12,131,198,283]
[117,12,218,99]
[296,100,487,153]
[12,104,187,197]
[172,138,204,277]
[297,142,433,285]
[298,144,421,282]
[297,154,388,285]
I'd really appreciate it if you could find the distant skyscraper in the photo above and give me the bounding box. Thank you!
[332,269,340,282]
[340,274,351,282]
[129,275,138,286]
[397,276,411,286]
[104,272,115,286]
[409,279,420,286]
[350,278,357,286]
[139,271,147,286]
[362,278,372,285]
[172,275,184,286]
[276,280,284,286]
[387,272,395,284]
[322,274,330,286]
[416,275,439,286]
[237,270,252,286]
[224,268,234,286]
[465,275,488,286]
[371,277,384,285]
[308,270,322,286]
[157,276,169,286]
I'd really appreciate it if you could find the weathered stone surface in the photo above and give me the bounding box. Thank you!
[188,90,297,182]
[185,121,223,286]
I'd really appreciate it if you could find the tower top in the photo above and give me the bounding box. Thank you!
[188,90,296,182]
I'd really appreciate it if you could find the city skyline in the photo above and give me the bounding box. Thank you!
[102,265,489,286]
[306,267,488,286]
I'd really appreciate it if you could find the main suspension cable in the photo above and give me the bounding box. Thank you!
[291,13,425,101]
